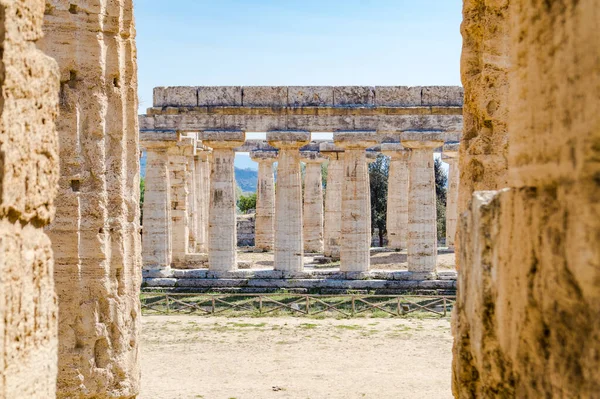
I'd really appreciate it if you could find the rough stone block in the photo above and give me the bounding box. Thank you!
[333,86,375,106]
[243,86,288,106]
[154,86,198,107]
[288,86,333,106]
[198,86,242,106]
[422,86,463,106]
[376,86,422,106]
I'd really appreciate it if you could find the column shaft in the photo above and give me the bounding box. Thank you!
[274,148,304,271]
[187,155,197,251]
[255,160,276,250]
[323,154,344,258]
[142,147,172,272]
[340,149,372,271]
[407,148,438,272]
[446,158,459,249]
[385,153,410,250]
[168,145,191,262]
[303,158,325,253]
[194,154,208,253]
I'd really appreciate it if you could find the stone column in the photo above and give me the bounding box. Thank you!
[320,143,345,259]
[0,2,60,396]
[334,132,379,272]
[250,150,278,251]
[401,132,445,277]
[142,141,176,276]
[202,131,246,271]
[381,143,411,250]
[41,1,142,396]
[168,136,195,265]
[194,151,209,253]
[267,131,311,272]
[302,152,326,253]
[443,143,460,250]
[186,143,198,252]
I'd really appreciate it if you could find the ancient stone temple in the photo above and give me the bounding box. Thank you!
[41,1,142,397]
[453,0,600,397]
[0,1,60,397]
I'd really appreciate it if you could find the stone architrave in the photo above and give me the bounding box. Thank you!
[334,132,379,272]
[443,143,459,250]
[142,141,177,276]
[401,131,445,277]
[202,130,246,271]
[41,1,142,397]
[250,150,278,251]
[0,2,60,396]
[319,143,345,259]
[168,136,195,265]
[301,152,327,253]
[381,143,411,250]
[267,131,311,272]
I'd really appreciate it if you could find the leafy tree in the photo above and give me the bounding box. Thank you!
[434,157,448,241]
[140,177,145,225]
[369,154,389,247]
[237,192,257,213]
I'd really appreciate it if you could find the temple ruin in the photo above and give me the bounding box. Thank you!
[0,0,598,398]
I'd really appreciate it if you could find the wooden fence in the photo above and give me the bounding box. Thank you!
[141,293,456,318]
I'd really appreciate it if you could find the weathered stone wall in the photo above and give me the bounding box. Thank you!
[41,1,142,397]
[0,1,60,397]
[453,0,600,397]
[458,0,509,214]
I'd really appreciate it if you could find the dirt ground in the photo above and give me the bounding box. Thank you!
[140,316,453,399]
[238,249,456,271]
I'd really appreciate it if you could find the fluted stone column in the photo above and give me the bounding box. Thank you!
[186,141,198,253]
[443,143,460,250]
[320,143,345,259]
[334,131,379,272]
[201,150,211,252]
[381,143,411,250]
[142,141,176,275]
[202,130,246,271]
[302,152,326,253]
[168,136,195,264]
[250,150,277,251]
[267,131,311,272]
[194,151,209,253]
[401,132,445,277]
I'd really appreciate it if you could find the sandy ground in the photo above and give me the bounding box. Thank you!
[140,316,453,399]
[238,249,456,271]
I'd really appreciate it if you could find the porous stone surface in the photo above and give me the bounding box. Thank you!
[443,145,459,249]
[0,1,60,397]
[453,1,600,397]
[288,86,333,107]
[333,86,375,106]
[236,214,255,247]
[203,132,246,271]
[250,151,277,251]
[154,86,198,107]
[401,133,444,274]
[243,86,288,107]
[458,0,509,215]
[41,1,142,396]
[194,152,210,253]
[301,152,326,253]
[422,86,464,106]
[267,131,310,271]
[381,144,410,250]
[334,132,379,272]
[375,86,423,106]
[320,144,345,258]
[198,86,242,106]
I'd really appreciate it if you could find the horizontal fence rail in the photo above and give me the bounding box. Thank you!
[141,293,456,318]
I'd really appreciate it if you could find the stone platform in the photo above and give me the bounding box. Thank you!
[142,268,457,295]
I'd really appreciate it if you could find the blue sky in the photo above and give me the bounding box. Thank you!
[136,0,462,170]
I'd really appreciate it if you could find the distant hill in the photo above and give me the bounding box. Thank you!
[235,167,258,193]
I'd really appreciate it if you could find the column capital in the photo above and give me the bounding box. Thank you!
[141,140,177,152]
[442,143,460,159]
[266,130,310,149]
[333,131,378,149]
[195,149,212,161]
[401,131,445,150]
[201,130,246,149]
[250,150,278,163]
[319,142,345,160]
[301,151,327,164]
[381,143,411,160]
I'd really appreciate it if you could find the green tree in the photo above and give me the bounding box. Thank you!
[237,192,257,213]
[140,177,145,225]
[434,157,448,242]
[369,154,389,247]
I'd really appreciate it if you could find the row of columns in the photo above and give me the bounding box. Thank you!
[142,130,459,277]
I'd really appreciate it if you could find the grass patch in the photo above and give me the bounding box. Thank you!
[335,324,362,330]
[299,323,318,329]
[228,322,267,328]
